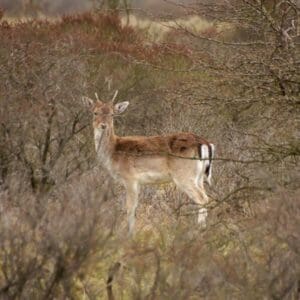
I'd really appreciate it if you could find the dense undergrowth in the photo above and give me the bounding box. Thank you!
[0,2,299,299]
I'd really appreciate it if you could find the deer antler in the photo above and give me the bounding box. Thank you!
[95,92,100,101]
[111,90,119,103]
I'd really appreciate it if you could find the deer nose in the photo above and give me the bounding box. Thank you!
[100,123,107,130]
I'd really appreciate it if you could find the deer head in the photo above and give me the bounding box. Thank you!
[83,90,129,131]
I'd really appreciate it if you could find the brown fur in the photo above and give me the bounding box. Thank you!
[115,132,210,156]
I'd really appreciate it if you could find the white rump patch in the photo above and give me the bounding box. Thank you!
[206,143,215,185]
[200,144,209,161]
[200,143,215,186]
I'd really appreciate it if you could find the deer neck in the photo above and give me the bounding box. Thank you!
[94,126,116,164]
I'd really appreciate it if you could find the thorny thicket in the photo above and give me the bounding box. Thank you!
[0,1,299,299]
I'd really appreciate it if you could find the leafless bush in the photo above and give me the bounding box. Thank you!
[106,188,299,299]
[0,3,299,298]
[100,2,299,299]
[0,171,118,299]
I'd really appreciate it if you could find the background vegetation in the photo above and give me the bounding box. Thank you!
[0,1,299,299]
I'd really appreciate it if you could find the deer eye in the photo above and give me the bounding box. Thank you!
[94,112,98,116]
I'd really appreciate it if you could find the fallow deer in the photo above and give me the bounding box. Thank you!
[83,91,215,234]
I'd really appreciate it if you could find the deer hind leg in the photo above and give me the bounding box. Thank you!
[195,183,209,227]
[173,167,209,227]
[194,159,210,226]
[125,182,140,236]
[177,181,209,227]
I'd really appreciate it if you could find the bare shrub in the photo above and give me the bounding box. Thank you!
[0,3,299,298]
[0,171,118,299]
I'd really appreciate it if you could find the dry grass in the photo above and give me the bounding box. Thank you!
[1,11,59,24]
[121,14,233,42]
[4,13,231,43]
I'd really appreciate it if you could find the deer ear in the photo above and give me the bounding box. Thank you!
[114,101,129,114]
[82,96,94,110]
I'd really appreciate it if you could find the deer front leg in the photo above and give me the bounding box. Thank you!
[125,182,140,236]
